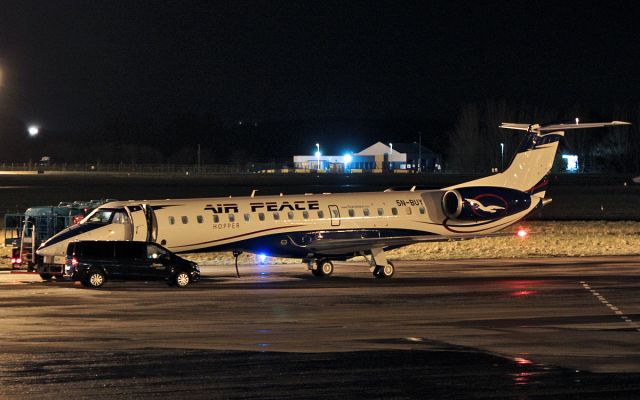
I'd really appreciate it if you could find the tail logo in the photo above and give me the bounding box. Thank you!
[465,198,505,214]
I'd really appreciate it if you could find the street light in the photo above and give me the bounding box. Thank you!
[500,142,504,171]
[315,143,321,171]
[28,125,39,137]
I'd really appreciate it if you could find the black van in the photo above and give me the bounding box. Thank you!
[65,241,200,288]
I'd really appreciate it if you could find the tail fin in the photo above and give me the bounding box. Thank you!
[447,120,630,194]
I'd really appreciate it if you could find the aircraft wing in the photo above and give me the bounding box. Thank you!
[295,232,515,255]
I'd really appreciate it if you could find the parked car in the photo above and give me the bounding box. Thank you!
[65,241,200,288]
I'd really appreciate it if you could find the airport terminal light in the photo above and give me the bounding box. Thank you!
[315,143,321,170]
[343,153,352,164]
[28,125,39,137]
[389,142,393,155]
[500,142,504,170]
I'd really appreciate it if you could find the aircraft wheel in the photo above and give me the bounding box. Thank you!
[319,259,334,276]
[312,259,334,277]
[382,261,395,278]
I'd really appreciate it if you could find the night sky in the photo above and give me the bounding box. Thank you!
[1,1,640,159]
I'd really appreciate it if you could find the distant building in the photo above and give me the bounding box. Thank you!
[293,142,442,172]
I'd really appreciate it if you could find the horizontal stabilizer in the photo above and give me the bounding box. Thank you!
[500,120,630,133]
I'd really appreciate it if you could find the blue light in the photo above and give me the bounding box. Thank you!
[343,153,352,164]
[258,253,267,263]
[314,151,321,158]
[562,154,579,172]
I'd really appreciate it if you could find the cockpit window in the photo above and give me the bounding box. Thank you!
[84,208,128,224]
[112,211,131,224]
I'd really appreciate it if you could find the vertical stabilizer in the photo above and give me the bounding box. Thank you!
[446,121,630,194]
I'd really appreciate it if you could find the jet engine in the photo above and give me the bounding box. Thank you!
[441,186,532,221]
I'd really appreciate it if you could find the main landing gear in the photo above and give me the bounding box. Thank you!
[305,248,395,279]
[363,248,395,279]
[308,258,334,277]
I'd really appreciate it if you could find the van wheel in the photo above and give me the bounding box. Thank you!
[174,271,190,288]
[40,273,52,281]
[84,270,106,288]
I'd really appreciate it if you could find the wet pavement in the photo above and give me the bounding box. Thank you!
[1,256,639,398]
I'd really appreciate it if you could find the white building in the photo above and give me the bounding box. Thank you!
[293,142,441,172]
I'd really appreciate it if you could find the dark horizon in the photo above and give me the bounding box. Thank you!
[1,1,640,167]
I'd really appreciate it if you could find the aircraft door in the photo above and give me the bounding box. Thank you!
[126,205,149,241]
[329,205,340,227]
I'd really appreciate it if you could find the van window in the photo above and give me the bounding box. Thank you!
[196,215,204,224]
[181,216,189,224]
[168,216,175,225]
[146,244,168,260]
[115,242,145,259]
[75,242,115,258]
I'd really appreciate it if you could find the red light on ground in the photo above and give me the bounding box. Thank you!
[517,229,528,238]
[512,290,537,297]
[514,357,533,365]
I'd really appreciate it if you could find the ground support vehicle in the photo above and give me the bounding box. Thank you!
[3,200,113,279]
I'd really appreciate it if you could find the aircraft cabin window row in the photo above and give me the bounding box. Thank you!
[166,203,426,226]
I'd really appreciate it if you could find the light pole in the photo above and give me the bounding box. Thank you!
[500,142,504,171]
[315,143,321,171]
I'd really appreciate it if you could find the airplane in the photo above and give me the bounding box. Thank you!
[37,120,630,279]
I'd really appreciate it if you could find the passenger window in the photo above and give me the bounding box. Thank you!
[168,216,175,225]
[377,208,384,216]
[348,209,355,217]
[405,207,412,215]
[181,216,189,224]
[288,211,294,220]
[197,215,203,224]
[273,212,280,220]
[229,214,235,222]
[363,208,370,216]
[419,207,425,214]
[302,211,309,219]
[244,213,251,221]
[331,208,339,218]
[213,215,219,223]
[317,210,324,218]
[392,207,398,216]
[258,213,265,221]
